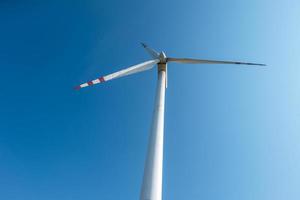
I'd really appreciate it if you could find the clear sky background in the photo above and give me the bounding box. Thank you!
[0,1,299,200]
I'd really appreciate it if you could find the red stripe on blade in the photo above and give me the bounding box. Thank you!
[87,81,93,86]
[99,77,105,82]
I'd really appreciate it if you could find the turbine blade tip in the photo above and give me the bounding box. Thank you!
[252,63,266,66]
[74,86,81,90]
[140,42,147,48]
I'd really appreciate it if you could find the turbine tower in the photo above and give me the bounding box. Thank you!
[75,43,265,200]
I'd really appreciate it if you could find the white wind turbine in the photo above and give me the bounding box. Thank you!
[75,43,265,200]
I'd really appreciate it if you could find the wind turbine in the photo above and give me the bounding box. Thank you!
[75,43,265,200]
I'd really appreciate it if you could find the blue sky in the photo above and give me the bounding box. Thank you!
[0,1,299,199]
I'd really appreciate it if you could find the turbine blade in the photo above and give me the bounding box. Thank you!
[75,59,159,90]
[141,42,160,59]
[167,57,266,66]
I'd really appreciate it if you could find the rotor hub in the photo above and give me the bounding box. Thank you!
[159,52,167,63]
